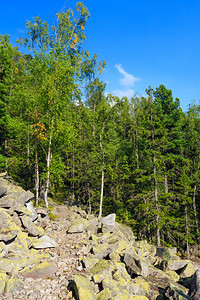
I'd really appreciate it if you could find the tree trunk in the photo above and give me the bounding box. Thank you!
[193,184,199,240]
[27,125,30,166]
[134,129,139,169]
[71,148,75,201]
[92,101,96,137]
[98,151,104,225]
[35,149,39,205]
[153,154,160,246]
[185,205,190,258]
[87,182,92,215]
[97,101,119,226]
[164,175,168,194]
[44,119,53,207]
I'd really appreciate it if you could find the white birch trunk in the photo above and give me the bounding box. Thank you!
[35,150,39,205]
[98,152,104,224]
[44,119,53,207]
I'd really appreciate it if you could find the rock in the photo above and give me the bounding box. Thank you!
[131,297,149,300]
[127,277,150,297]
[6,276,24,294]
[90,259,110,276]
[110,238,130,258]
[112,292,135,299]
[156,247,178,261]
[14,203,32,216]
[179,262,198,278]
[189,269,200,300]
[0,178,199,299]
[35,207,49,217]
[101,272,126,297]
[91,243,115,261]
[0,242,7,257]
[85,218,98,235]
[0,257,26,273]
[114,222,135,242]
[166,270,180,282]
[0,208,19,242]
[31,235,57,249]
[101,213,116,233]
[124,250,143,276]
[0,189,34,210]
[94,288,111,300]
[36,226,45,237]
[0,272,7,294]
[19,190,34,203]
[20,215,40,236]
[0,185,7,198]
[164,283,191,299]
[36,215,50,229]
[25,200,38,221]
[82,257,100,271]
[12,211,22,227]
[73,274,96,300]
[68,218,89,233]
[20,261,58,280]
[167,260,191,271]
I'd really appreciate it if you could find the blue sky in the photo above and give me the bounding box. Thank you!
[1,0,200,112]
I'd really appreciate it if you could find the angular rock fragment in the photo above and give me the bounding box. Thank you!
[73,274,96,300]
[189,270,200,300]
[94,288,111,300]
[114,222,135,242]
[0,208,20,243]
[31,235,57,249]
[67,218,89,233]
[0,185,7,198]
[101,213,116,233]
[6,277,24,294]
[124,250,142,276]
[20,261,58,280]
[164,283,191,300]
[167,259,191,271]
[20,215,40,236]
[25,200,38,221]
[0,273,7,294]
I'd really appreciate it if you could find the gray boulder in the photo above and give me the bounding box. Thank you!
[101,213,116,233]
[25,200,38,221]
[31,235,57,249]
[114,222,135,242]
[0,186,7,198]
[0,208,19,243]
[124,250,142,276]
[164,283,192,299]
[189,270,200,300]
[20,215,40,236]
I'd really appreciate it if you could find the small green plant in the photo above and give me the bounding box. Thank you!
[48,212,58,221]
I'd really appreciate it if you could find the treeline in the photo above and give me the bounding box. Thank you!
[0,3,200,254]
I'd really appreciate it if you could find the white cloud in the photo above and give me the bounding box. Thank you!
[105,64,140,100]
[115,64,140,87]
[112,88,135,99]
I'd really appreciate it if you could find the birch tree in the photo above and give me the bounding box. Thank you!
[19,3,103,206]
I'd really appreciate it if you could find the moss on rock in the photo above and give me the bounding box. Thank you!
[73,274,96,300]
[0,272,7,294]
[94,288,111,300]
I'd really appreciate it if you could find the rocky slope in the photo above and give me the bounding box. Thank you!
[0,175,200,299]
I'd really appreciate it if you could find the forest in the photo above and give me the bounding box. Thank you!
[0,2,200,256]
